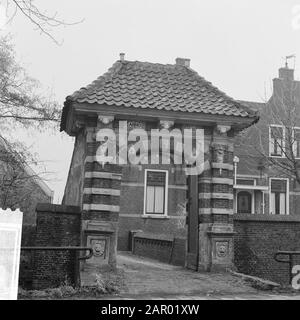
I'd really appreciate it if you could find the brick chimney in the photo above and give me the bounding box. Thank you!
[278,65,294,81]
[175,57,190,67]
[272,63,300,106]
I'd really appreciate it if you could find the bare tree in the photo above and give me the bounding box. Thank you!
[2,0,83,44]
[0,35,58,208]
[236,79,300,184]
[0,35,61,127]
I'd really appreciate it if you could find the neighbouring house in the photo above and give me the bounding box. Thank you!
[0,138,53,289]
[60,55,257,272]
[0,137,53,225]
[232,63,300,285]
[234,63,300,216]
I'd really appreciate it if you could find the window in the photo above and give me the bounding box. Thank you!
[237,191,252,214]
[236,179,255,186]
[270,179,289,215]
[144,170,168,215]
[269,125,285,157]
[293,127,300,159]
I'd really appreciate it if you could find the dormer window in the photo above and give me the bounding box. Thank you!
[269,125,285,157]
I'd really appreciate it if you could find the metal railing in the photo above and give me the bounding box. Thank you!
[274,251,300,284]
[21,246,93,260]
[21,246,94,286]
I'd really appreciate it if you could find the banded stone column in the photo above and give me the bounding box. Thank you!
[198,125,235,272]
[82,115,122,269]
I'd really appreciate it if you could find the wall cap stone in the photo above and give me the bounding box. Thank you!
[133,231,174,242]
[36,203,81,215]
[234,214,300,223]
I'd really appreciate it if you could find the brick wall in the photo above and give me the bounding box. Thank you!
[234,214,300,285]
[31,204,81,289]
[132,232,186,266]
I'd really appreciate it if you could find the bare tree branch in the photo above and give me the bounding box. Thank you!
[4,0,84,45]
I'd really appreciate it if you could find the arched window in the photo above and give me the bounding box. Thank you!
[237,191,252,214]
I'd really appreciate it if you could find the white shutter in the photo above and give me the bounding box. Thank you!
[154,186,164,213]
[279,193,286,215]
[146,186,155,213]
[270,193,276,215]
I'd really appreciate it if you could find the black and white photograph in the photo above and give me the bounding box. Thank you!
[0,0,300,308]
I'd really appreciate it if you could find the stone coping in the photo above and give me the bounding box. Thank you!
[133,231,176,242]
[234,214,300,223]
[36,203,81,215]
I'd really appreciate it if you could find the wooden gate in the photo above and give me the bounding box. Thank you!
[186,174,199,270]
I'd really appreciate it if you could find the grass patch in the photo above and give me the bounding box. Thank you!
[18,268,125,299]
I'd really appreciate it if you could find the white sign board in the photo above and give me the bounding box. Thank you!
[0,208,23,300]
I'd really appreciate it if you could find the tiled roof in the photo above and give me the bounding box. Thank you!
[62,60,258,131]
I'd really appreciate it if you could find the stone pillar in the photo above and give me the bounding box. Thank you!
[198,125,235,272]
[82,115,122,269]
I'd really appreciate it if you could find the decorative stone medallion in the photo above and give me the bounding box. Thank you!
[216,241,229,259]
[91,239,107,258]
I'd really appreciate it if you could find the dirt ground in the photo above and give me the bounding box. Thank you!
[116,252,259,298]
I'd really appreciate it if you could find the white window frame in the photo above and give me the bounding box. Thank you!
[269,177,289,215]
[269,125,285,158]
[292,127,300,159]
[143,169,169,217]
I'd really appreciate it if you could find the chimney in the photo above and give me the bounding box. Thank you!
[119,53,125,61]
[272,63,300,106]
[278,66,294,81]
[175,57,190,67]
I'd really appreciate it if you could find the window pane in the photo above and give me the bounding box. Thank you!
[154,186,164,213]
[270,127,283,156]
[271,127,283,139]
[294,129,300,158]
[146,186,155,213]
[271,179,287,193]
[147,171,166,186]
[294,129,300,140]
[270,138,275,155]
[236,179,255,186]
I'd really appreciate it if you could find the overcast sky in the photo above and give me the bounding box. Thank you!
[1,0,300,202]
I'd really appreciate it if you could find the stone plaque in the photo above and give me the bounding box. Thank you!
[86,235,109,265]
[92,239,107,258]
[215,241,229,259]
[0,209,23,300]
